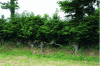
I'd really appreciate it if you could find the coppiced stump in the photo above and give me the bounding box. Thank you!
[15,39,22,46]
[40,41,44,54]
[33,40,40,47]
[1,39,4,45]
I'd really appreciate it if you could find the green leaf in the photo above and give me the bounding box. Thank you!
[62,32,69,35]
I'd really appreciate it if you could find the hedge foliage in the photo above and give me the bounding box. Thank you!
[0,8,99,49]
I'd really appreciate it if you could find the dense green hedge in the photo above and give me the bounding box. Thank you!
[0,8,99,49]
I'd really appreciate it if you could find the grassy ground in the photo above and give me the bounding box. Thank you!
[0,43,99,66]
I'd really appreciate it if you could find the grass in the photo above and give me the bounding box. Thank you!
[0,42,99,66]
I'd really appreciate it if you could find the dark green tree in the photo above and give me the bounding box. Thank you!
[57,0,99,20]
[0,0,19,40]
[0,15,7,39]
[0,0,19,21]
[57,0,99,49]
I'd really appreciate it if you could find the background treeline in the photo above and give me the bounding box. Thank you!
[0,0,99,50]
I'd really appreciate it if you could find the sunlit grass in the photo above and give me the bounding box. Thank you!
[0,42,99,66]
